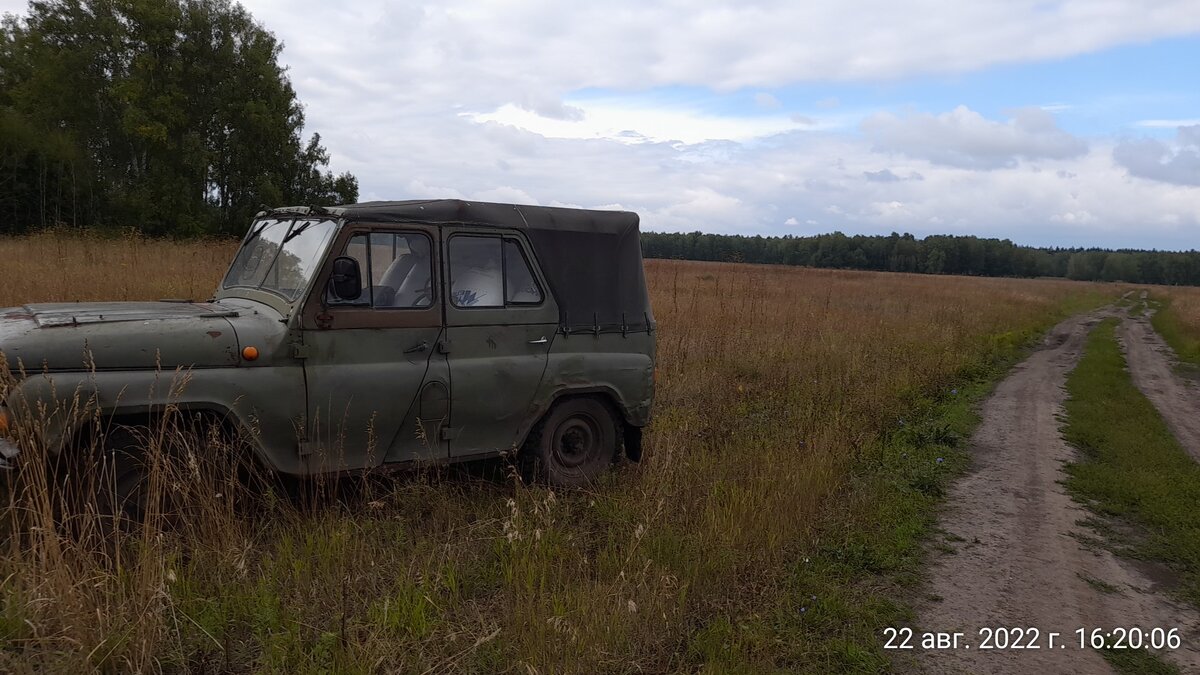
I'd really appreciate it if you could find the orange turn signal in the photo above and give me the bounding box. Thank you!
[0,408,10,435]
[242,346,260,361]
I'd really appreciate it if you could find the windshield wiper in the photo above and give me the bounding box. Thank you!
[280,219,314,245]
[244,219,273,244]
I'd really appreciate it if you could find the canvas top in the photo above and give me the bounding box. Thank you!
[263,200,654,332]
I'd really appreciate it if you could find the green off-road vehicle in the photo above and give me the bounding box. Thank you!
[0,200,656,503]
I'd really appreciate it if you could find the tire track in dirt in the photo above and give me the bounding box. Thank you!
[1118,308,1200,462]
[908,309,1200,675]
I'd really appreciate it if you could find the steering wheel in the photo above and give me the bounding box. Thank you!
[412,281,434,307]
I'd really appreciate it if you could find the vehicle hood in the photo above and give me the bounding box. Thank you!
[0,302,243,371]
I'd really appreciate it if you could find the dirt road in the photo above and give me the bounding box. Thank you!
[909,308,1200,674]
[1119,309,1200,462]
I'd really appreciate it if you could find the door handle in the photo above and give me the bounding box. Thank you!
[528,336,548,345]
[404,340,430,354]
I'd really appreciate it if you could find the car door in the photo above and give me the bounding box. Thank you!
[442,229,558,457]
[300,225,447,470]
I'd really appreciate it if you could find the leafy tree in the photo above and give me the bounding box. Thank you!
[923,247,946,274]
[0,0,357,235]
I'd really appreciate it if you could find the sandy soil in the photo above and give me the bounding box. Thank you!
[907,309,1200,674]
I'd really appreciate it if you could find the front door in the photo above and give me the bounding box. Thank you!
[301,226,446,471]
[442,230,559,456]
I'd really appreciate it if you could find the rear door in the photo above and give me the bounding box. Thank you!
[441,229,558,456]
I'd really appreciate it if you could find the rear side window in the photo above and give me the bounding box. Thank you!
[504,240,543,304]
[448,235,543,308]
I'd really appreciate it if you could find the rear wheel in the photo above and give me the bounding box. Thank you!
[523,398,619,487]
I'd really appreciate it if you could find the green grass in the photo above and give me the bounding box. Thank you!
[761,380,985,671]
[1061,318,1200,673]
[1077,572,1122,595]
[1103,646,1180,675]
[1063,319,1200,606]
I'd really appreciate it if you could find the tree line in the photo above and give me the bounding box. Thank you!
[0,0,357,236]
[642,231,1200,286]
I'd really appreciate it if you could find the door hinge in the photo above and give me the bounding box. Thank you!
[439,427,461,441]
[437,340,452,354]
[292,343,310,359]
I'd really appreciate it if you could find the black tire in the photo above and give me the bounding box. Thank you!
[523,398,619,487]
[59,417,261,531]
[53,425,151,533]
[95,426,153,521]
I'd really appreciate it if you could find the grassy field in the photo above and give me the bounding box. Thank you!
[0,231,1119,673]
[1149,288,1200,368]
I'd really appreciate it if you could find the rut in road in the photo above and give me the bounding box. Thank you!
[907,308,1200,675]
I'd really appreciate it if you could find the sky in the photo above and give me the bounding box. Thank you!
[3,1,1199,250]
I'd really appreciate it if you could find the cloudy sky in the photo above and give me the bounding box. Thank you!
[4,1,1200,249]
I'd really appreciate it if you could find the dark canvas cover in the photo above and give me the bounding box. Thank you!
[328,200,654,332]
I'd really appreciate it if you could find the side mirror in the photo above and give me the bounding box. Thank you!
[329,256,362,301]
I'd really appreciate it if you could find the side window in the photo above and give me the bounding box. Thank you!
[504,240,543,304]
[329,231,434,309]
[449,237,503,308]
[448,235,543,308]
[373,232,434,308]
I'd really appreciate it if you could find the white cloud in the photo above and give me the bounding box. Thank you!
[469,186,541,204]
[1113,125,1200,186]
[862,106,1088,169]
[7,1,1200,94]
[863,168,924,183]
[467,100,819,144]
[1136,119,1200,128]
[1050,210,1097,224]
[194,0,1200,169]
[252,0,1196,97]
[754,92,782,109]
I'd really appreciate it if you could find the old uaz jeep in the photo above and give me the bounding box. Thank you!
[0,200,656,495]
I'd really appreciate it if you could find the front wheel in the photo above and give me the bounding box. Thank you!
[96,426,153,521]
[523,398,619,487]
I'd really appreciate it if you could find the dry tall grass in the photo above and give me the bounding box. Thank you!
[0,232,1118,672]
[1151,286,1200,366]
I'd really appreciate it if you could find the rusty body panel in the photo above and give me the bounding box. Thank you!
[0,200,656,479]
[0,302,242,370]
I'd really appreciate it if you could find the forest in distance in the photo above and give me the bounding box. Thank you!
[641,230,1200,286]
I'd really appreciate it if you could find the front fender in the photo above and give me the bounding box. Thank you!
[5,365,310,475]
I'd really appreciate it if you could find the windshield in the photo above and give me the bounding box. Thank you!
[222,218,338,301]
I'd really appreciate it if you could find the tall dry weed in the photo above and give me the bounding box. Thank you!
[0,233,1119,672]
